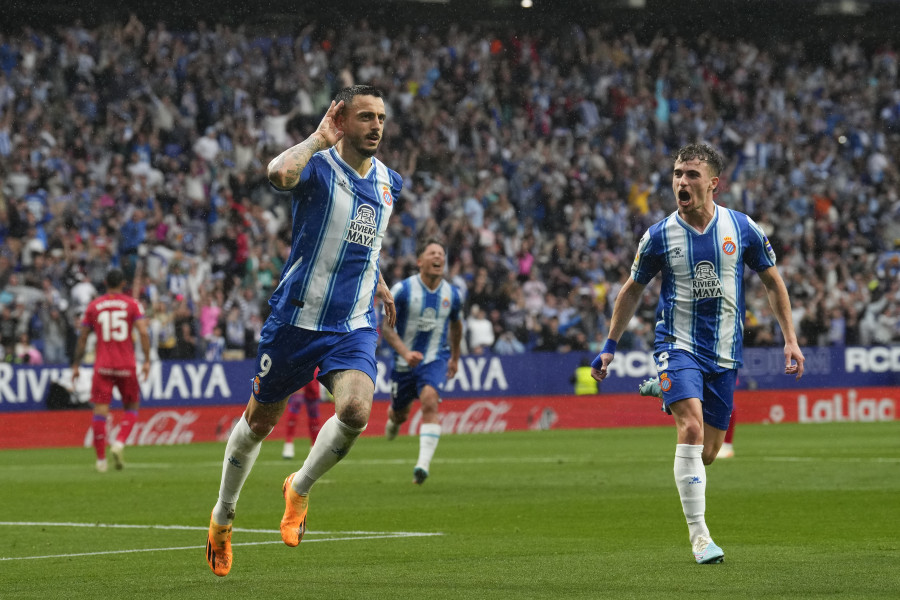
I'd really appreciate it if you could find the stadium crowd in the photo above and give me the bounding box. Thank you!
[2,14,900,366]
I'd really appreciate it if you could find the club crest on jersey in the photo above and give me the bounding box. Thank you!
[722,236,736,255]
[345,205,377,247]
[253,375,261,396]
[691,261,723,299]
[660,372,672,392]
[381,185,393,206]
[441,297,450,309]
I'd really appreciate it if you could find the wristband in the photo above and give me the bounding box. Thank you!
[590,339,617,369]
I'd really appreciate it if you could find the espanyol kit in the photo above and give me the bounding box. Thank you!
[268,147,401,332]
[391,275,462,371]
[631,204,777,370]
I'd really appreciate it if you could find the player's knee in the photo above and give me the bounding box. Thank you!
[248,421,275,439]
[702,451,716,466]
[677,421,704,444]
[336,397,371,429]
[246,415,277,438]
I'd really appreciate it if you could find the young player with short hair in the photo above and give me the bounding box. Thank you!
[591,143,804,564]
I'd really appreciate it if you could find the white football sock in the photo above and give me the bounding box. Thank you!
[213,416,265,525]
[415,423,442,472]
[674,444,710,544]
[291,415,364,496]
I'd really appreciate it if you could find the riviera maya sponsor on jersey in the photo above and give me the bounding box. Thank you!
[692,261,723,299]
[345,205,377,247]
[417,307,438,332]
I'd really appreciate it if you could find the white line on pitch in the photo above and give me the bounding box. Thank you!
[761,456,900,463]
[0,522,442,562]
[0,456,609,471]
[2,455,897,472]
[0,521,438,536]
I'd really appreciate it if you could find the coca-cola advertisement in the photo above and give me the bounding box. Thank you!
[92,410,202,447]
[4,386,894,449]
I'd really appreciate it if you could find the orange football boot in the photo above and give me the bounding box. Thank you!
[206,513,233,576]
[280,473,308,547]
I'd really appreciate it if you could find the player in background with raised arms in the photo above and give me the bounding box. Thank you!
[382,239,462,484]
[205,85,400,577]
[591,143,804,564]
[72,268,151,472]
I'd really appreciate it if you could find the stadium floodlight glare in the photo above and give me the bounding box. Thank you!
[521,0,533,7]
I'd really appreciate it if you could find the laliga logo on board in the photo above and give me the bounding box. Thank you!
[796,389,895,423]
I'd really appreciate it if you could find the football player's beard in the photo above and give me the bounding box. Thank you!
[355,137,379,157]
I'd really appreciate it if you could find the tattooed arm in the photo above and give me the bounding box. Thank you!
[267,100,345,190]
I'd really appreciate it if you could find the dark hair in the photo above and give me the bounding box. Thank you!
[105,268,125,289]
[673,143,725,177]
[334,85,384,106]
[417,238,446,257]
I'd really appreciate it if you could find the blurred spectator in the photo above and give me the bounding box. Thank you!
[223,305,248,360]
[535,315,565,353]
[174,321,198,360]
[0,304,18,354]
[39,303,71,364]
[493,330,525,355]
[466,305,495,355]
[198,288,224,340]
[205,324,226,362]
[154,300,178,360]
[15,332,43,364]
[68,272,97,321]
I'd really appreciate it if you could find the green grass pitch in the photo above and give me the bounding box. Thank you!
[1,421,898,599]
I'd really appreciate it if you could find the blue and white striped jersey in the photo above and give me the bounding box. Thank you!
[269,148,402,332]
[390,275,462,371]
[631,204,777,369]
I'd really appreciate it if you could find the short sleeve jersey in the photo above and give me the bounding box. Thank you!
[631,204,777,369]
[269,148,402,332]
[81,293,145,371]
[390,275,462,371]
